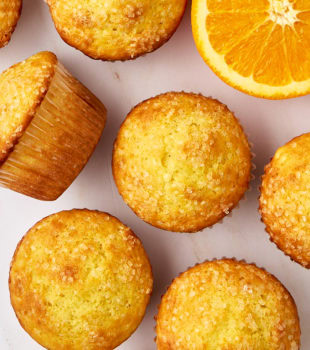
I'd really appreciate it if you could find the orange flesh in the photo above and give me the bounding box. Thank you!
[205,0,310,87]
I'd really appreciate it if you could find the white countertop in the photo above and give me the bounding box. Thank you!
[0,0,309,349]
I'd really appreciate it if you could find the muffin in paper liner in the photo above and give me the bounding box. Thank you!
[259,133,310,269]
[0,0,22,48]
[155,258,301,349]
[9,209,153,350]
[0,51,107,200]
[113,92,253,233]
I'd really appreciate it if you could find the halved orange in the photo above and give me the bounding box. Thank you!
[192,0,310,99]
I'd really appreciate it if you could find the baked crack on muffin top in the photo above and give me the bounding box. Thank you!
[9,209,153,349]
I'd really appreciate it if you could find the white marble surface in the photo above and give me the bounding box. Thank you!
[0,0,309,349]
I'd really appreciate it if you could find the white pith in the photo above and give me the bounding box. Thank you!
[269,0,299,26]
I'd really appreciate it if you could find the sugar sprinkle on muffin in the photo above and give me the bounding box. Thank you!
[0,51,106,200]
[0,0,22,47]
[156,259,300,349]
[10,209,153,350]
[46,0,187,60]
[260,133,310,268]
[113,92,251,233]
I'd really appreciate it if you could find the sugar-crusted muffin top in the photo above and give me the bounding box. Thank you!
[0,0,21,47]
[9,209,153,349]
[0,51,57,163]
[156,259,300,349]
[113,92,251,232]
[260,133,310,268]
[47,0,187,60]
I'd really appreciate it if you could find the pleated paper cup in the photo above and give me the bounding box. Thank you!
[0,52,107,200]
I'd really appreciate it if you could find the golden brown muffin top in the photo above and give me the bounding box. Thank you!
[47,0,187,60]
[113,92,251,233]
[156,259,300,350]
[260,133,310,268]
[0,0,22,47]
[10,209,153,350]
[0,51,57,163]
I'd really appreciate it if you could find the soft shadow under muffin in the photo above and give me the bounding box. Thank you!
[9,209,153,350]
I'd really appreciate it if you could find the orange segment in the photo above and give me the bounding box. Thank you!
[253,25,291,86]
[295,21,310,49]
[192,0,310,99]
[206,0,269,12]
[293,0,310,10]
[285,25,310,81]
[207,12,268,54]
[225,21,274,77]
[297,11,310,22]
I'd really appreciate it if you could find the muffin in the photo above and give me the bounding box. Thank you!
[156,259,300,349]
[46,0,187,61]
[0,51,106,200]
[113,92,251,233]
[0,0,22,48]
[9,209,153,350]
[260,133,310,268]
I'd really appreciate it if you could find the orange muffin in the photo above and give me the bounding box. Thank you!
[113,92,251,233]
[0,0,22,48]
[260,133,310,268]
[46,0,187,60]
[10,209,153,350]
[0,51,106,200]
[156,259,300,349]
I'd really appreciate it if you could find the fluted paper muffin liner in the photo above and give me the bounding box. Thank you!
[0,62,106,200]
